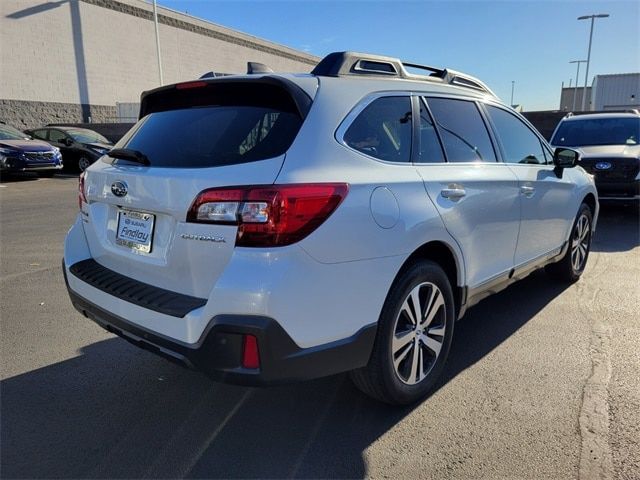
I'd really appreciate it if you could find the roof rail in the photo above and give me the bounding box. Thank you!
[311,51,497,97]
[564,109,640,118]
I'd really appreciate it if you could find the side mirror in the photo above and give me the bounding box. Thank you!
[62,138,73,146]
[553,148,579,177]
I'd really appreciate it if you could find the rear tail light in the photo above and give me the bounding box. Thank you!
[187,183,349,247]
[175,80,207,90]
[78,171,88,211]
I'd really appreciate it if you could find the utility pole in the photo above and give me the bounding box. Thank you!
[153,0,164,85]
[578,13,609,111]
[510,81,515,106]
[569,60,587,111]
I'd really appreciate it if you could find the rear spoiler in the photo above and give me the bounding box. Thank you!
[139,76,313,120]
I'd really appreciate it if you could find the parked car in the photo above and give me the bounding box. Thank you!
[63,51,598,405]
[550,111,640,201]
[0,122,63,177]
[25,126,112,172]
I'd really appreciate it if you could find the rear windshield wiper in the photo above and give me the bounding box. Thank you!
[108,148,151,166]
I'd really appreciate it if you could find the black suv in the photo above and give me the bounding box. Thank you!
[551,111,640,201]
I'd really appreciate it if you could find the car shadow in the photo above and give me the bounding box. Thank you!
[0,172,41,183]
[1,270,569,479]
[591,202,639,252]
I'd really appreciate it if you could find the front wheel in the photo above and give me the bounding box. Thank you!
[350,260,455,405]
[546,203,593,282]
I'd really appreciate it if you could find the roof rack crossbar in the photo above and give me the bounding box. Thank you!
[311,51,497,98]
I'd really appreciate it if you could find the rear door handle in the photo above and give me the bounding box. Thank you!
[520,185,535,197]
[441,187,466,200]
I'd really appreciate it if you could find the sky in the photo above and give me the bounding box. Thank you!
[156,0,640,111]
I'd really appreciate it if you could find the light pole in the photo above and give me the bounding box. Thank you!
[578,13,609,111]
[569,60,587,111]
[153,0,164,85]
[510,80,515,106]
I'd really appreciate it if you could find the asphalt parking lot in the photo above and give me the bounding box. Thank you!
[1,173,638,479]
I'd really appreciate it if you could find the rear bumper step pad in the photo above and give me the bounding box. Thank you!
[68,259,206,318]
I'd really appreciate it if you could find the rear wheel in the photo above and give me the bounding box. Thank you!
[78,156,92,172]
[350,260,455,405]
[546,203,593,282]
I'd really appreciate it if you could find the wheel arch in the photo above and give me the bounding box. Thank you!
[395,240,464,318]
[582,192,597,216]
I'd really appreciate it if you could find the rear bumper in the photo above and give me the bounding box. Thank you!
[63,261,376,386]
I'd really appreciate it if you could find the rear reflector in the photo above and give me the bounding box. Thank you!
[242,335,260,369]
[78,171,88,211]
[187,183,349,247]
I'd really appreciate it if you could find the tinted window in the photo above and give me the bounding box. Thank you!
[426,98,496,162]
[30,129,49,140]
[48,130,68,142]
[417,99,445,163]
[117,105,302,168]
[551,117,640,146]
[344,96,412,163]
[486,105,547,164]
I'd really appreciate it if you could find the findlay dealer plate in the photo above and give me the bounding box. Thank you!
[115,208,155,253]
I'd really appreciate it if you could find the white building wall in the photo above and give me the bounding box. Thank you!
[0,0,319,106]
[592,73,640,111]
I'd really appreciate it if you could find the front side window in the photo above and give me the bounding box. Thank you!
[426,97,496,163]
[344,96,412,163]
[485,105,547,165]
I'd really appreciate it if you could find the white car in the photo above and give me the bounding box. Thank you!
[63,52,598,405]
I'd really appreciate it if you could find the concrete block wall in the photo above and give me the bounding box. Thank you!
[0,0,319,126]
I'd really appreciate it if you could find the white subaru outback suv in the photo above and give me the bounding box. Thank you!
[63,52,598,405]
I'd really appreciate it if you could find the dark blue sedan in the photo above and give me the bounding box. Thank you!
[0,123,63,177]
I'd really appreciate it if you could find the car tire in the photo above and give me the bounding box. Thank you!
[350,260,455,405]
[546,203,593,282]
[78,157,92,172]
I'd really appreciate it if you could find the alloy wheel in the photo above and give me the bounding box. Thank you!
[392,281,446,385]
[78,157,91,172]
[571,214,590,272]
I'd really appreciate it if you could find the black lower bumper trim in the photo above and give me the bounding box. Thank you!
[65,272,377,386]
[69,259,206,318]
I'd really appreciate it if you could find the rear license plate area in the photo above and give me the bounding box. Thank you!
[116,209,155,253]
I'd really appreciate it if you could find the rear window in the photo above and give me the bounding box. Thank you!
[114,83,303,168]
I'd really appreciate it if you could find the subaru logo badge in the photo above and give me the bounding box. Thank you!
[111,181,128,197]
[595,162,612,170]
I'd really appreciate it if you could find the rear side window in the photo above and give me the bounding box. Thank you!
[426,97,496,163]
[485,105,547,164]
[344,96,412,163]
[418,99,445,163]
[116,83,303,168]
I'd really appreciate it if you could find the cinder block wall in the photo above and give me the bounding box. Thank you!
[0,0,319,128]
